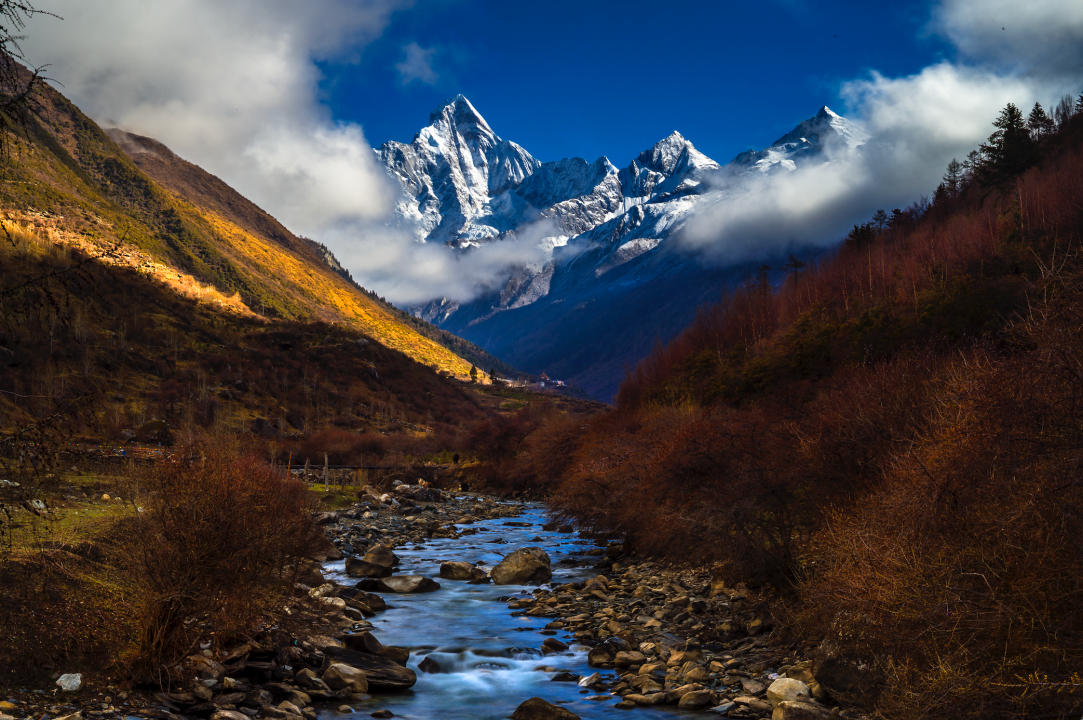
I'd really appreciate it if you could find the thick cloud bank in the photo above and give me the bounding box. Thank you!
[681,0,1083,261]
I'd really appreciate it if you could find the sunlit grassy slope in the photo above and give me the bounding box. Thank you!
[0,77,479,379]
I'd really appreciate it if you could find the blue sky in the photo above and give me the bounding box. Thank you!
[318,0,953,165]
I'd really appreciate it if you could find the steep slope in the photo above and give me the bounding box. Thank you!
[105,127,511,376]
[0,77,486,379]
[378,98,862,398]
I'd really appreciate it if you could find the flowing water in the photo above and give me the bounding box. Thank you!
[323,503,687,719]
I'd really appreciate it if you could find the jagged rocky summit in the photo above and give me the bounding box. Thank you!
[373,96,868,400]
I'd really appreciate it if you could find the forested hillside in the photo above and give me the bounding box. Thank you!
[469,98,1083,719]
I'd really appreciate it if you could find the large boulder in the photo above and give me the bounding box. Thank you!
[491,547,552,585]
[440,561,487,581]
[510,697,580,720]
[324,647,417,690]
[376,575,441,593]
[344,558,393,578]
[767,678,810,707]
[363,545,399,568]
[322,664,368,693]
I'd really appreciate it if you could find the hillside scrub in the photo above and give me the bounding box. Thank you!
[478,104,1083,718]
[119,440,324,676]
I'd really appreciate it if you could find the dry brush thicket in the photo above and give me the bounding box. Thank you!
[468,110,1083,718]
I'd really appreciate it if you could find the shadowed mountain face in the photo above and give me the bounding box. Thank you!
[377,97,864,399]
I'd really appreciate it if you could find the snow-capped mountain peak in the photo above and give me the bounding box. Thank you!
[427,93,492,132]
[731,105,868,175]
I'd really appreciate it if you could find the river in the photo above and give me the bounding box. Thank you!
[322,503,689,719]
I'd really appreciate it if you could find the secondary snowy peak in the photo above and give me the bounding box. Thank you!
[770,106,868,149]
[515,156,618,209]
[620,131,720,199]
[732,106,868,175]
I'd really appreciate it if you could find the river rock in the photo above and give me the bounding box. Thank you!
[767,678,810,707]
[510,697,580,720]
[383,646,410,666]
[325,647,418,690]
[340,631,384,655]
[678,689,716,709]
[771,700,834,720]
[376,575,440,593]
[55,673,82,692]
[363,544,400,568]
[440,561,486,581]
[345,558,393,578]
[210,712,249,720]
[491,547,552,585]
[418,656,441,673]
[323,664,369,693]
[614,650,645,668]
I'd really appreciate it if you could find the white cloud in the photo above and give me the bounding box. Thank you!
[680,0,1081,262]
[23,0,406,233]
[396,42,438,85]
[331,219,558,306]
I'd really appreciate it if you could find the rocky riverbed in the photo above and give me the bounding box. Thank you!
[0,483,865,720]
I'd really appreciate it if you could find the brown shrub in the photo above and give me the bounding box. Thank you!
[122,439,322,677]
[296,428,387,464]
[797,272,1083,719]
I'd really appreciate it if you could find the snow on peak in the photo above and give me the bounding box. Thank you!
[428,94,493,135]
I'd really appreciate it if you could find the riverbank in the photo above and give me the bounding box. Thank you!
[1,483,859,720]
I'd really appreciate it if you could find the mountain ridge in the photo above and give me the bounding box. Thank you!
[376,96,866,398]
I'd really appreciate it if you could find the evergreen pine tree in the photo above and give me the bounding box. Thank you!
[932,182,950,206]
[469,364,478,383]
[872,209,889,230]
[1027,102,1055,138]
[943,158,963,197]
[978,103,1036,187]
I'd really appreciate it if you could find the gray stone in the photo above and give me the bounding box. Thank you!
[376,575,440,593]
[55,673,83,692]
[491,547,552,585]
[767,678,810,707]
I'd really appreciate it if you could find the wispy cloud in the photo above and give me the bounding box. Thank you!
[396,42,438,85]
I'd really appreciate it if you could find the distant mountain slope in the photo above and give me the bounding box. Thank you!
[376,97,865,398]
[0,77,489,380]
[105,126,513,376]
